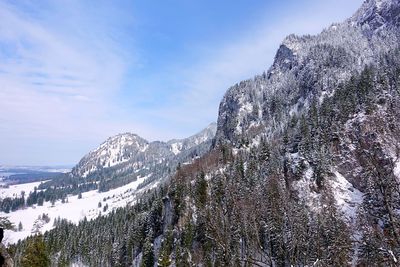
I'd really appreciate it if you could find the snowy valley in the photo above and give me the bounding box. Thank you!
[2,0,400,266]
[0,123,216,245]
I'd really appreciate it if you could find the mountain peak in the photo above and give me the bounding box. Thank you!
[98,133,148,149]
[215,0,400,147]
[72,132,149,177]
[72,124,217,177]
[167,122,217,155]
[349,0,400,31]
[206,122,217,130]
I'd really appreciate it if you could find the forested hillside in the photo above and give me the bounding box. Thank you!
[10,0,400,266]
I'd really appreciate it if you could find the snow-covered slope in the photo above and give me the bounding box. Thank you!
[71,133,149,178]
[167,123,217,155]
[216,0,400,209]
[1,123,217,244]
[72,123,217,179]
[215,0,400,146]
[1,175,155,244]
[214,0,400,225]
[0,181,46,199]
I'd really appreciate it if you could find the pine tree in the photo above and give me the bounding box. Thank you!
[20,235,50,267]
[0,217,14,230]
[195,172,208,208]
[264,174,286,266]
[157,250,171,267]
[141,229,154,267]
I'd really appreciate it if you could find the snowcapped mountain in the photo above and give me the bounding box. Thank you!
[167,123,217,155]
[1,123,217,244]
[215,0,400,147]
[213,0,400,221]
[70,123,217,186]
[350,0,400,32]
[71,133,149,178]
[10,1,400,266]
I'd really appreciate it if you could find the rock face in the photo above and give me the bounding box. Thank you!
[0,229,13,267]
[213,0,400,224]
[12,1,400,266]
[351,0,400,32]
[69,123,217,188]
[215,0,400,147]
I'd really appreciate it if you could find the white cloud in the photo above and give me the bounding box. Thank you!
[0,1,136,164]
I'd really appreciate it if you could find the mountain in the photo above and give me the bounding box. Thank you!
[71,133,149,178]
[0,123,217,244]
[34,122,217,195]
[71,123,216,185]
[214,0,400,214]
[11,1,400,266]
[216,0,400,147]
[167,123,218,156]
[351,0,400,32]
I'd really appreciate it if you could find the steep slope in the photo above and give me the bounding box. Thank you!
[215,0,400,147]
[71,133,149,178]
[351,0,400,33]
[212,0,400,217]
[11,1,400,266]
[38,123,217,196]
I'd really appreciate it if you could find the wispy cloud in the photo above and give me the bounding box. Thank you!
[0,1,136,164]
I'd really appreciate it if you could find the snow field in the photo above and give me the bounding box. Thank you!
[1,175,152,244]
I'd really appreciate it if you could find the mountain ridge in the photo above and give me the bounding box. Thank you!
[71,122,217,178]
[215,0,400,147]
[10,1,400,266]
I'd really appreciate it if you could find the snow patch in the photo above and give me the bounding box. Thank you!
[249,135,261,148]
[332,171,363,221]
[376,0,384,10]
[170,142,182,155]
[235,97,254,134]
[394,160,400,179]
[292,167,320,212]
[1,174,153,244]
[0,181,46,198]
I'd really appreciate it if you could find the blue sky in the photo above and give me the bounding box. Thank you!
[0,0,363,165]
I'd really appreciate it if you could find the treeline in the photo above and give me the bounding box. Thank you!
[0,195,25,213]
[0,181,98,212]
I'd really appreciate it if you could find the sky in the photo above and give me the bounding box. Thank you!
[0,0,364,166]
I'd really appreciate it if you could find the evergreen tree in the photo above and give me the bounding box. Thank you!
[194,172,208,208]
[20,235,50,267]
[141,229,154,267]
[157,250,171,267]
[0,217,14,230]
